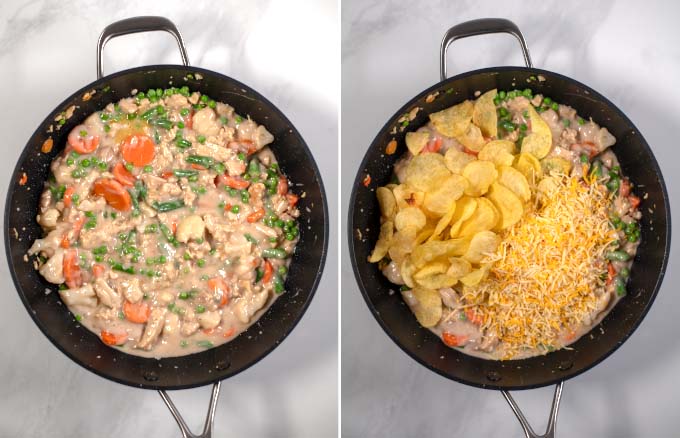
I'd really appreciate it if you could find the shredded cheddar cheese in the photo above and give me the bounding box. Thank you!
[461,175,618,359]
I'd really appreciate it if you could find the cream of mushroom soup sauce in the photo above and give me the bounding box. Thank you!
[29,86,300,357]
[370,88,641,360]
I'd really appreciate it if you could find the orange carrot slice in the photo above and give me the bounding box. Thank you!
[208,277,230,307]
[100,330,127,346]
[63,187,75,208]
[123,300,150,324]
[246,208,265,223]
[262,260,273,284]
[442,332,467,347]
[92,178,132,211]
[92,264,106,278]
[223,175,250,190]
[113,162,136,187]
[63,249,82,289]
[120,134,155,167]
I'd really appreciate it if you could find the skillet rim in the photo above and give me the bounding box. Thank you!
[5,63,330,390]
[348,65,671,390]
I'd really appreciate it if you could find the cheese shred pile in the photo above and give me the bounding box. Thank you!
[461,175,618,359]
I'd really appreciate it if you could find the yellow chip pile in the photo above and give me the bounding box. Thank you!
[465,175,619,358]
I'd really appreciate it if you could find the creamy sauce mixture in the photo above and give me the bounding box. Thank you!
[30,87,300,357]
[384,91,641,360]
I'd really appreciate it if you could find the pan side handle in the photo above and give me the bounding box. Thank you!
[439,18,533,80]
[501,381,564,438]
[96,16,190,79]
[158,381,221,438]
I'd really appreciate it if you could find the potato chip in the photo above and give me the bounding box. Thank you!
[415,273,459,289]
[401,257,417,288]
[520,105,553,159]
[376,187,397,218]
[455,123,486,152]
[478,140,516,167]
[447,257,472,278]
[513,152,543,184]
[395,206,426,231]
[423,174,467,216]
[414,261,449,278]
[463,230,501,264]
[405,131,430,156]
[416,224,436,244]
[411,239,469,268]
[429,100,473,138]
[444,147,476,175]
[541,156,572,176]
[368,220,394,263]
[405,153,451,192]
[486,182,524,230]
[497,165,531,202]
[430,202,457,241]
[472,89,498,138]
[392,184,425,210]
[407,287,443,327]
[462,160,498,197]
[388,226,417,264]
[459,264,491,287]
[449,196,478,237]
[457,197,499,238]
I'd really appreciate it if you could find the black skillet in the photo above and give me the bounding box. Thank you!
[348,18,670,438]
[5,17,328,437]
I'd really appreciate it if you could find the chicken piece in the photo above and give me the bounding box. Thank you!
[194,141,232,162]
[59,284,97,307]
[39,249,65,284]
[117,277,143,303]
[165,94,189,109]
[203,214,235,242]
[253,125,274,149]
[180,321,200,337]
[234,290,269,324]
[136,308,168,350]
[176,215,205,243]
[140,174,183,203]
[28,225,68,257]
[192,107,221,136]
[38,208,60,229]
[198,311,221,330]
[163,313,181,337]
[215,102,235,119]
[93,278,121,309]
[118,97,138,114]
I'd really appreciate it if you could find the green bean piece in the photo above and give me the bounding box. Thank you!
[606,178,620,193]
[186,155,215,168]
[261,248,288,259]
[614,276,627,296]
[173,169,199,178]
[159,223,179,247]
[244,234,258,244]
[152,199,185,212]
[255,268,264,283]
[278,265,288,275]
[273,274,284,294]
[197,340,213,348]
[606,250,631,262]
[176,138,192,149]
[180,340,188,348]
[141,107,158,121]
[111,262,135,274]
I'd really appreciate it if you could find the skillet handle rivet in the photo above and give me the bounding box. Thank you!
[143,370,159,382]
[557,360,573,371]
[486,371,501,382]
[215,360,230,371]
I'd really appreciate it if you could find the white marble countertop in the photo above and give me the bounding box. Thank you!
[342,1,680,437]
[0,1,338,437]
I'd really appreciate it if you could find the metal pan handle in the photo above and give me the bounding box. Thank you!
[159,382,222,438]
[96,16,190,79]
[502,382,564,438]
[439,18,533,80]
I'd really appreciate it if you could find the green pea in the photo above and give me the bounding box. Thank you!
[278,266,287,275]
[498,90,507,100]
[125,163,134,171]
[208,100,216,109]
[543,97,552,105]
[551,102,559,111]
[501,121,516,131]
[522,88,532,98]
[580,154,589,164]
[197,258,206,267]
[66,158,74,166]
[231,205,240,214]
[195,305,206,313]
[577,117,585,125]
[519,123,527,132]
[200,95,209,103]
[562,119,571,127]
[180,108,190,117]
[183,252,192,261]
